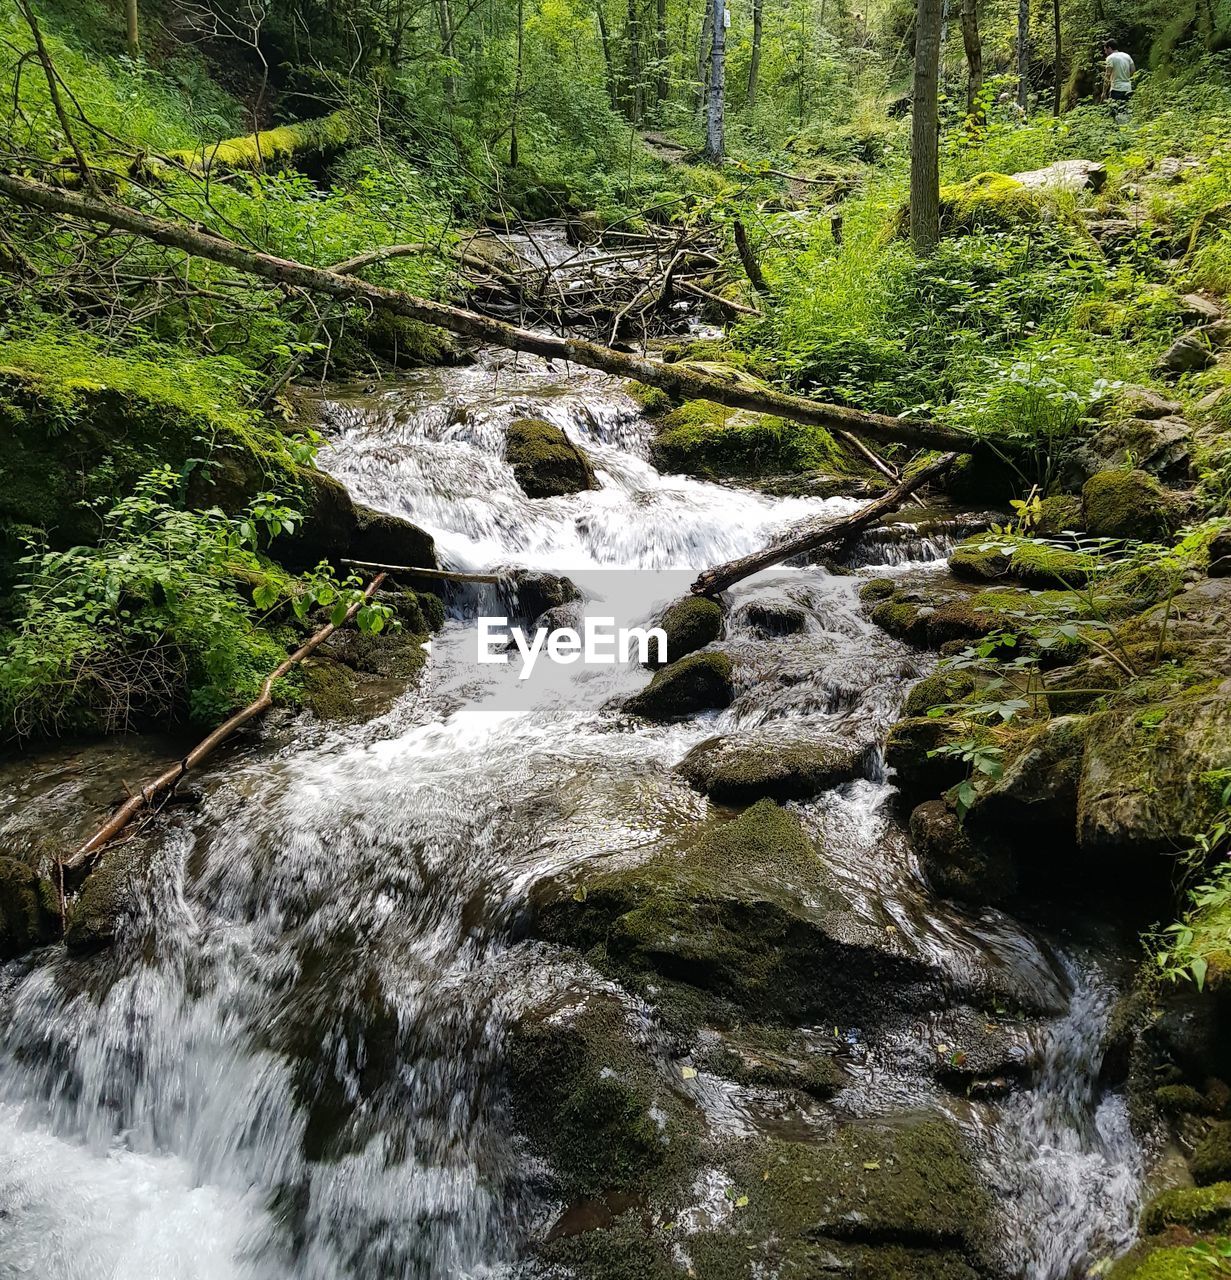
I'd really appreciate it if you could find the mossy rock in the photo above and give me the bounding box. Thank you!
[533,800,939,1027]
[1082,468,1178,542]
[885,717,989,805]
[649,595,723,669]
[940,172,1041,232]
[65,844,147,952]
[737,596,809,636]
[948,534,1099,588]
[1155,1084,1213,1116]
[1193,1123,1231,1186]
[695,1025,846,1098]
[507,992,697,1201]
[859,577,898,603]
[0,856,58,959]
[967,715,1089,838]
[871,594,997,650]
[649,396,848,480]
[1034,493,1086,536]
[1108,1240,1228,1280]
[678,735,864,805]
[909,800,1017,906]
[505,418,598,498]
[623,651,734,721]
[1143,1182,1231,1234]
[902,670,978,717]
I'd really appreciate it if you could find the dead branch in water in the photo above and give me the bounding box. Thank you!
[0,174,980,454]
[691,454,959,596]
[65,574,387,873]
[342,558,504,583]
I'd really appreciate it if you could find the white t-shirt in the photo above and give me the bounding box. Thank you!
[1106,50,1135,92]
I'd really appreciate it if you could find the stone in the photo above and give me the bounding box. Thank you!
[648,595,722,669]
[1077,695,1231,856]
[65,844,147,952]
[1193,1123,1231,1186]
[910,800,1017,905]
[948,535,1098,588]
[1065,417,1195,488]
[504,418,598,498]
[1096,385,1182,420]
[1209,528,1231,578]
[0,856,57,960]
[1142,1182,1231,1234]
[737,596,808,636]
[678,735,865,804]
[1033,493,1085,535]
[885,717,985,804]
[967,716,1088,838]
[1158,156,1203,182]
[349,502,437,571]
[1082,469,1177,541]
[623,651,734,720]
[501,569,581,623]
[1011,158,1107,192]
[1182,293,1224,326]
[1157,322,1231,377]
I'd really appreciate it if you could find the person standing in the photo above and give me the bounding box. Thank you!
[1103,40,1136,120]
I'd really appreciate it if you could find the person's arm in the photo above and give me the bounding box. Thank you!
[1128,56,1136,79]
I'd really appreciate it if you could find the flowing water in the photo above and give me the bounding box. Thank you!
[0,346,1143,1279]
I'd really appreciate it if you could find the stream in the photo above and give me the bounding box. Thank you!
[0,344,1144,1278]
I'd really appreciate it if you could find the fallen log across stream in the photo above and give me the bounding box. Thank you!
[0,174,981,455]
[63,574,387,874]
[691,452,959,596]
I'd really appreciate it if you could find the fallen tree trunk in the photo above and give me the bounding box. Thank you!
[65,574,386,872]
[0,174,980,455]
[159,110,354,176]
[691,453,958,595]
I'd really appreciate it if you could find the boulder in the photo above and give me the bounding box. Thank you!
[928,1006,1034,1095]
[648,595,722,669]
[737,596,809,636]
[1064,417,1195,488]
[886,717,983,804]
[1033,493,1085,535]
[1157,322,1231,377]
[1077,694,1231,856]
[937,172,1040,232]
[64,844,146,952]
[966,716,1088,838]
[1182,293,1224,326]
[623,651,734,720]
[1095,385,1182,420]
[948,535,1098,588]
[902,670,977,718]
[909,800,1017,906]
[678,735,865,804]
[1142,1182,1231,1234]
[1209,527,1231,578]
[1011,159,1106,192]
[0,856,58,959]
[501,569,581,623]
[1082,468,1177,541]
[871,593,996,650]
[1193,1123,1231,1186]
[504,418,598,498]
[350,502,437,570]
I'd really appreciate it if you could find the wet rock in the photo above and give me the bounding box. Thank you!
[64,844,146,952]
[623,651,734,721]
[647,595,722,669]
[1154,1083,1213,1116]
[1077,694,1231,856]
[736,596,808,636]
[695,1025,846,1098]
[948,534,1098,588]
[871,593,995,650]
[678,735,864,805]
[928,1007,1034,1095]
[1082,468,1178,541]
[1143,1182,1231,1234]
[505,418,598,498]
[349,502,438,571]
[886,717,987,804]
[502,569,582,623]
[859,577,898,603]
[902,670,977,717]
[533,800,942,1028]
[909,800,1017,906]
[1193,1123,1231,1185]
[507,990,696,1200]
[1064,418,1195,488]
[0,856,58,959]
[967,716,1088,837]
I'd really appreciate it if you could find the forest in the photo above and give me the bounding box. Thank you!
[2,0,1231,1273]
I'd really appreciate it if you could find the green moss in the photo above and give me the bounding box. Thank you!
[1035,493,1086,536]
[677,736,863,804]
[940,172,1042,231]
[949,534,1100,588]
[623,651,734,720]
[1193,1123,1231,1186]
[1155,1084,1212,1115]
[626,381,674,417]
[0,855,57,960]
[163,109,353,174]
[1083,468,1177,542]
[649,398,847,479]
[653,596,723,668]
[1108,1242,1227,1280]
[859,577,898,602]
[1144,1183,1231,1234]
[505,417,598,498]
[903,670,978,717]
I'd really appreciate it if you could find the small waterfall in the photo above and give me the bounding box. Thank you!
[0,344,1143,1279]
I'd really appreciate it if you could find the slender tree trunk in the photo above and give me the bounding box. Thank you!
[1017,0,1030,111]
[960,0,982,115]
[748,0,763,106]
[655,0,669,105]
[704,0,725,160]
[510,0,524,164]
[597,4,619,107]
[1052,0,1062,114]
[125,0,139,55]
[438,0,457,103]
[628,0,644,121]
[696,3,712,111]
[910,0,943,255]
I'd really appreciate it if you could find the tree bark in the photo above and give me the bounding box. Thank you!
[910,0,943,254]
[703,0,725,161]
[655,0,669,106]
[733,218,773,298]
[1052,0,1062,115]
[691,453,959,595]
[696,3,712,110]
[626,0,644,121]
[748,0,763,106]
[597,4,619,107]
[66,575,387,871]
[1017,0,1030,111]
[959,0,983,116]
[0,173,981,454]
[126,0,139,55]
[511,0,524,164]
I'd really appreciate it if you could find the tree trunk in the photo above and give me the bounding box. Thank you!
[1052,0,1062,115]
[733,219,773,297]
[511,0,524,164]
[655,0,669,105]
[438,0,457,103]
[0,173,983,455]
[704,0,725,161]
[960,0,983,116]
[1017,0,1030,111]
[910,0,943,255]
[696,3,712,110]
[125,0,139,55]
[748,0,763,106]
[597,4,619,107]
[625,0,644,121]
[691,454,960,595]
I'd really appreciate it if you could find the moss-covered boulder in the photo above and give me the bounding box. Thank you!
[533,800,940,1027]
[737,596,809,636]
[501,568,581,623]
[1077,695,1231,856]
[949,534,1099,588]
[648,595,723,669]
[1034,493,1086,536]
[623,651,734,720]
[64,844,146,952]
[678,735,864,804]
[967,715,1089,837]
[902,670,978,717]
[1143,1183,1231,1234]
[0,856,58,959]
[939,172,1041,231]
[1082,468,1178,542]
[909,800,1017,906]
[871,593,996,650]
[1193,1123,1231,1186]
[1107,1239,1225,1280]
[885,716,987,805]
[504,418,598,498]
[1065,417,1195,489]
